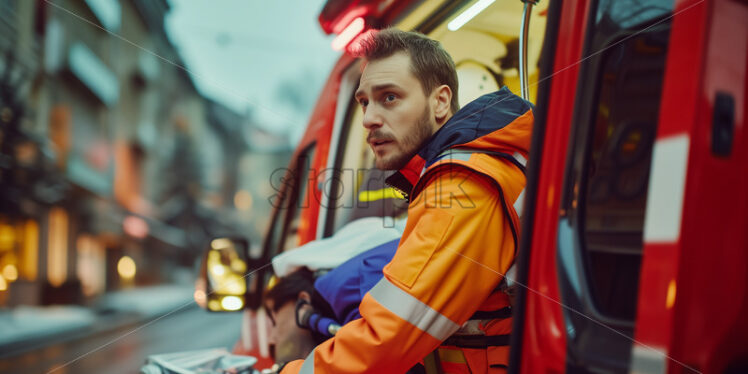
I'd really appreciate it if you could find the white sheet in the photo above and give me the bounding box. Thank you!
[272,217,406,277]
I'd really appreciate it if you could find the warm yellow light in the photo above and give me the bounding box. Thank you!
[666,280,677,309]
[0,222,15,250]
[226,278,245,294]
[208,299,221,311]
[48,207,69,287]
[211,238,232,250]
[221,296,243,311]
[117,256,137,280]
[234,190,253,211]
[0,274,6,291]
[266,275,278,291]
[22,220,39,281]
[2,264,18,282]
[230,258,246,273]
[211,264,226,276]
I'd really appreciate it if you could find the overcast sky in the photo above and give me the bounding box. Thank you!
[165,0,339,144]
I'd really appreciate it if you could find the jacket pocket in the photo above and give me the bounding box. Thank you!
[386,209,454,289]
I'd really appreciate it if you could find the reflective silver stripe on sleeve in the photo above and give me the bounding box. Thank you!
[298,349,315,374]
[513,188,525,217]
[368,277,459,341]
[513,152,527,167]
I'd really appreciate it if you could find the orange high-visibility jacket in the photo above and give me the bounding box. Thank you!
[283,88,533,374]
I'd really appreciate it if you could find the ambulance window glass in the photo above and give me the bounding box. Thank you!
[282,145,316,252]
[253,159,299,306]
[577,0,673,321]
[265,144,316,260]
[326,102,375,235]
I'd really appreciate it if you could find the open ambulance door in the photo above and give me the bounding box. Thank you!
[510,0,747,373]
[630,0,747,372]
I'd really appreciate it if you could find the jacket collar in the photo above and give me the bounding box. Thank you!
[384,87,533,200]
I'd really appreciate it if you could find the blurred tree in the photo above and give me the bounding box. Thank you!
[158,117,217,262]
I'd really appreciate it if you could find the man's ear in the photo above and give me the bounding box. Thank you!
[298,291,312,302]
[432,84,452,124]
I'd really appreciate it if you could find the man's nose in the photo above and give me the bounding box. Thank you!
[362,106,383,130]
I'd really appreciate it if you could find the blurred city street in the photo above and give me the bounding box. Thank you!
[0,305,242,374]
[0,0,333,372]
[6,0,745,372]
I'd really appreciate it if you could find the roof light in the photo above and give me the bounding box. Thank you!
[332,17,365,51]
[448,0,495,31]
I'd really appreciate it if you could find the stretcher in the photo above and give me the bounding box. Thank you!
[140,348,258,374]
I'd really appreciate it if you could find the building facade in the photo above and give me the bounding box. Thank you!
[0,0,288,308]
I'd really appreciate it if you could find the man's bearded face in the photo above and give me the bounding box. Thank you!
[356,52,439,170]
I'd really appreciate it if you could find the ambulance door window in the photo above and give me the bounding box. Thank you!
[281,145,317,253]
[251,144,316,308]
[324,101,374,236]
[265,145,317,255]
[558,0,674,371]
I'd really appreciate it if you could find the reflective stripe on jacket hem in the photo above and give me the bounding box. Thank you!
[369,277,459,341]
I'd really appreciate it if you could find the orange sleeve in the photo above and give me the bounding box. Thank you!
[281,167,517,374]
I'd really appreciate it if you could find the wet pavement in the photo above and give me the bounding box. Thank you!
[0,306,243,374]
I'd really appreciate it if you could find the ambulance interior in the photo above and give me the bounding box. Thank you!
[327,0,548,235]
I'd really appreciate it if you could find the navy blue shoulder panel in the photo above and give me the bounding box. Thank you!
[418,87,533,164]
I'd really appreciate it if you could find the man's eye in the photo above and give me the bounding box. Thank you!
[384,94,396,102]
[359,99,368,107]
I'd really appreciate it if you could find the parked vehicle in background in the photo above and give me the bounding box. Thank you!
[195,0,748,373]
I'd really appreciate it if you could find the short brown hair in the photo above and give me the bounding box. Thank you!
[358,28,459,114]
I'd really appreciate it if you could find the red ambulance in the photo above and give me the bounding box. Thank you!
[204,0,747,372]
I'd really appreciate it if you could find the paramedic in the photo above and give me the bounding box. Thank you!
[282,28,532,373]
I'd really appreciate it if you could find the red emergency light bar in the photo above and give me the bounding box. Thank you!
[318,0,417,51]
[319,0,381,35]
[346,29,378,55]
[332,17,366,51]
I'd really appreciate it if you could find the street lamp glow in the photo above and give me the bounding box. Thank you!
[2,264,18,282]
[448,0,495,31]
[234,190,253,211]
[117,256,137,280]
